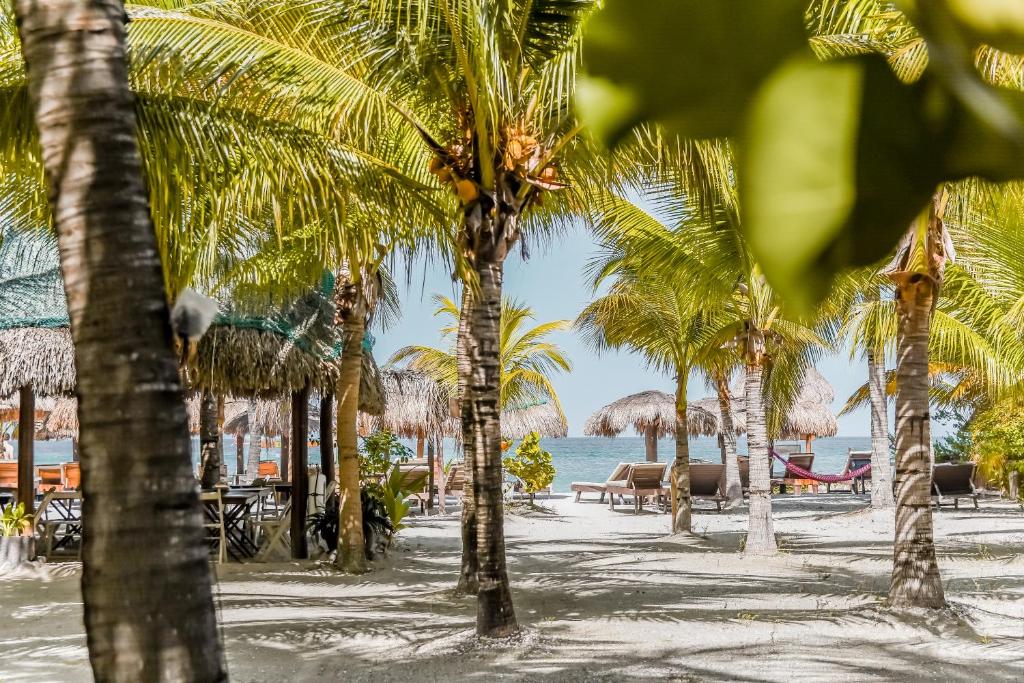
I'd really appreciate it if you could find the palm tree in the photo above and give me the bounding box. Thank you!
[11,2,224,679]
[390,294,571,418]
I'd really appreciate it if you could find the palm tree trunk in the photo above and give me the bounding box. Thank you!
[671,373,692,533]
[246,432,262,484]
[320,392,335,485]
[280,398,291,483]
[234,433,245,485]
[890,273,944,607]
[744,362,777,555]
[466,259,517,637]
[455,287,479,596]
[335,303,367,573]
[868,348,894,508]
[717,376,742,506]
[13,2,224,678]
[198,391,220,489]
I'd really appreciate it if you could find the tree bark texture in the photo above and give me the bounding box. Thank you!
[13,2,225,679]
[291,386,309,560]
[868,348,895,508]
[198,391,221,489]
[234,433,245,484]
[335,291,367,573]
[717,377,742,507]
[245,434,261,484]
[466,259,518,637]
[320,392,335,485]
[889,273,945,607]
[744,362,777,556]
[455,286,479,596]
[671,374,692,533]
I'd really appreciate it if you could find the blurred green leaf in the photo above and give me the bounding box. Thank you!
[578,0,808,145]
[943,0,1024,53]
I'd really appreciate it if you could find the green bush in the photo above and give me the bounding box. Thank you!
[358,430,412,480]
[503,431,556,497]
[1,502,32,537]
[970,401,1024,498]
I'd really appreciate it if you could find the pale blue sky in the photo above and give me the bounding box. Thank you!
[374,225,946,439]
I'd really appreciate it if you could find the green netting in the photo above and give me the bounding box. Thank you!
[0,227,69,331]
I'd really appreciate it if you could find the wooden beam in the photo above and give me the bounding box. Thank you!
[235,433,245,485]
[644,426,658,462]
[17,385,34,510]
[320,392,335,485]
[426,438,435,512]
[280,398,291,483]
[290,385,309,560]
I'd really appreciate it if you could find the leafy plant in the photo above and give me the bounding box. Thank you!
[934,426,973,464]
[307,490,395,560]
[1,502,32,537]
[378,465,413,534]
[970,400,1024,497]
[358,430,411,480]
[502,432,556,500]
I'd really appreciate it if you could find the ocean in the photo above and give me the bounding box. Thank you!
[24,435,872,492]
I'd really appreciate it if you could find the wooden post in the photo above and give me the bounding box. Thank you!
[436,437,446,514]
[235,433,245,484]
[416,434,424,460]
[644,425,658,462]
[17,385,34,511]
[426,437,435,513]
[280,398,291,483]
[320,392,335,485]
[804,434,814,454]
[72,437,79,462]
[290,385,309,560]
[718,432,726,464]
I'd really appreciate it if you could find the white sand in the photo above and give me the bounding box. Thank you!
[2,493,1023,682]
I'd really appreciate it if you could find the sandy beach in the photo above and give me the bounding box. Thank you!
[2,494,1022,682]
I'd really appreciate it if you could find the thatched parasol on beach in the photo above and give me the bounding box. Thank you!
[690,395,747,435]
[501,400,567,439]
[778,367,838,451]
[358,368,455,441]
[584,390,718,462]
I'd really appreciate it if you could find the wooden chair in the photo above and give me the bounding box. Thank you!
[932,462,979,510]
[61,462,81,491]
[257,461,281,480]
[36,465,62,493]
[689,463,727,511]
[571,462,631,503]
[254,499,292,561]
[199,491,227,564]
[606,463,669,514]
[34,490,83,559]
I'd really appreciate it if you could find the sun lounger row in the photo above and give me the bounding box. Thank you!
[571,462,729,514]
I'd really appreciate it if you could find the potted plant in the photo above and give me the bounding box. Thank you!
[1,502,35,566]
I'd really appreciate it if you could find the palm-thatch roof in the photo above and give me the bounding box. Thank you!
[0,228,76,397]
[584,390,719,438]
[359,369,454,439]
[779,367,838,439]
[502,401,567,439]
[40,396,78,439]
[691,394,747,435]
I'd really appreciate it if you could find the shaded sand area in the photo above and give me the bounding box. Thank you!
[2,494,1023,682]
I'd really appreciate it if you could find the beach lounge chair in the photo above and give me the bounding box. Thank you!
[737,456,750,495]
[61,462,81,491]
[606,463,669,514]
[257,461,281,480]
[36,465,62,493]
[398,463,430,513]
[828,450,873,493]
[773,453,816,494]
[0,461,17,488]
[570,462,631,503]
[689,463,727,511]
[932,462,978,510]
[443,462,466,500]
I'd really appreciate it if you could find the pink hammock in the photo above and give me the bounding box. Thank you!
[770,450,872,484]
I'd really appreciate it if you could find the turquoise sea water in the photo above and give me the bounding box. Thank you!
[23,435,871,492]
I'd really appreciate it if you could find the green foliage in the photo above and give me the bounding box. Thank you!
[358,430,411,480]
[970,400,1024,494]
[502,432,556,495]
[934,426,973,463]
[579,1,1024,313]
[0,502,32,537]
[378,465,412,533]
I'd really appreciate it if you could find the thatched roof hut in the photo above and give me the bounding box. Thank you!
[359,369,454,440]
[584,390,718,462]
[690,395,747,435]
[502,401,567,439]
[779,367,838,449]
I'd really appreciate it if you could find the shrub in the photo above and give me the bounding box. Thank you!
[970,400,1024,498]
[359,430,412,479]
[503,431,556,499]
[0,502,32,537]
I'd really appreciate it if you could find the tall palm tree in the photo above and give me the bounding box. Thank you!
[11,1,224,679]
[390,294,571,418]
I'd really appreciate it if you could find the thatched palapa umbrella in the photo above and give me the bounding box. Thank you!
[584,390,717,462]
[501,400,568,440]
[779,367,838,452]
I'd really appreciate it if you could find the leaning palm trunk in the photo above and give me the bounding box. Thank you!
[671,374,692,533]
[744,362,776,555]
[336,298,367,573]
[13,2,225,678]
[868,348,894,508]
[246,435,263,484]
[717,376,742,506]
[466,258,518,637]
[889,272,944,607]
[199,391,221,489]
[455,287,479,596]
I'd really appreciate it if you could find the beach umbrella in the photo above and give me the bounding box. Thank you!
[358,368,455,445]
[501,400,567,440]
[583,390,718,462]
[778,367,838,452]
